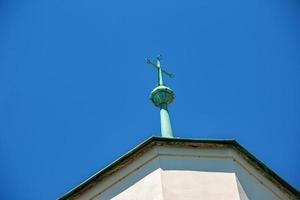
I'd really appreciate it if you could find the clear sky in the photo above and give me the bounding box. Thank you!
[0,0,299,199]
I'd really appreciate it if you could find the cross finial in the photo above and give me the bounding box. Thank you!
[147,55,176,138]
[146,55,174,86]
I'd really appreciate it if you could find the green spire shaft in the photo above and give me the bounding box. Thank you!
[160,103,173,137]
[147,56,175,138]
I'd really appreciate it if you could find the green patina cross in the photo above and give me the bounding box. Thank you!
[146,55,174,86]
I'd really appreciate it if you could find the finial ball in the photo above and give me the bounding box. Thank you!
[150,85,175,107]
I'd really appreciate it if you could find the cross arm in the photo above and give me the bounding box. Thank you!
[162,69,175,78]
[146,58,159,69]
[146,58,174,78]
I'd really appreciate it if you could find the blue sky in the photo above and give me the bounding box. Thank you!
[0,0,299,199]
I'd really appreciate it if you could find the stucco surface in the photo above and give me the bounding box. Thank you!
[161,170,241,200]
[99,169,247,200]
[72,146,294,200]
[111,169,164,200]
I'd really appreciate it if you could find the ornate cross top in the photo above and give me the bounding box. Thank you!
[146,55,174,86]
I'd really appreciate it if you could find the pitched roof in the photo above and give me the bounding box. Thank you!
[58,136,300,199]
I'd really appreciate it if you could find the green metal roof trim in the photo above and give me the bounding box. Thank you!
[58,136,300,199]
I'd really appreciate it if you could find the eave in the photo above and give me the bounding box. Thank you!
[58,136,300,199]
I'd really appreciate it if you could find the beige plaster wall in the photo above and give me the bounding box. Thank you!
[161,170,242,200]
[112,168,164,200]
[74,146,293,200]
[107,170,245,200]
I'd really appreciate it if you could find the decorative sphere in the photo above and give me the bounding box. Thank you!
[150,85,175,107]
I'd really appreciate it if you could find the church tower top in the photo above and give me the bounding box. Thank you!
[147,55,175,138]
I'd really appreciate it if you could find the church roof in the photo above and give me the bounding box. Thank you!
[58,136,300,199]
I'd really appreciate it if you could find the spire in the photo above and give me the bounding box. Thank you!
[147,55,175,138]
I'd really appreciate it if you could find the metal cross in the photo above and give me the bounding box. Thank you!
[146,55,174,86]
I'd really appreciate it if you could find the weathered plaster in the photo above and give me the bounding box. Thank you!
[68,144,296,200]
